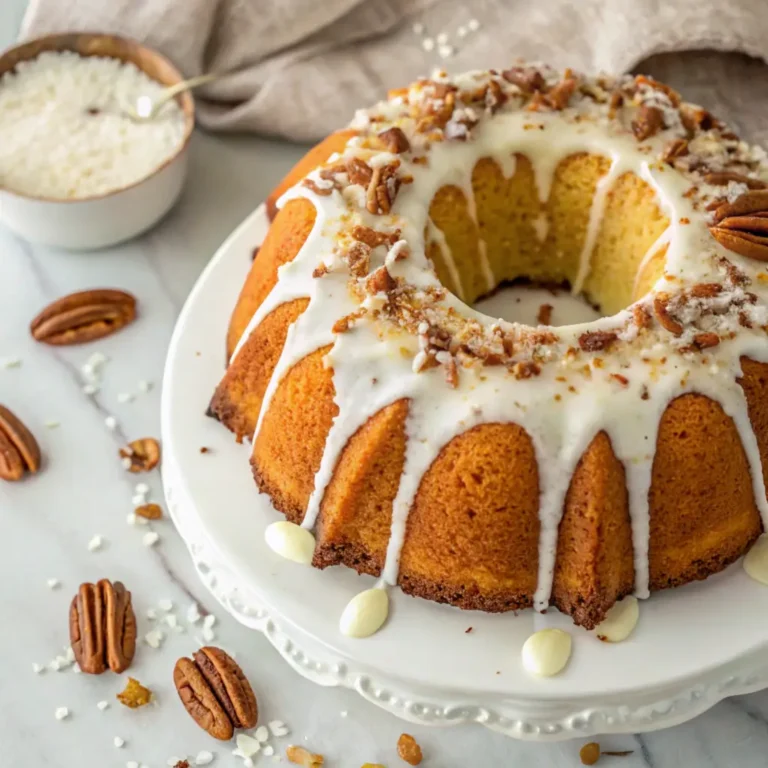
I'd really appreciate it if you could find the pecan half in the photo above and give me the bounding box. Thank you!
[119,438,161,472]
[0,405,40,481]
[662,138,688,164]
[174,646,258,741]
[501,66,545,93]
[632,105,664,141]
[30,289,136,346]
[711,190,768,224]
[69,580,136,674]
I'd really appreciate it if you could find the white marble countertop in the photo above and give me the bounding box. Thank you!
[4,6,768,767]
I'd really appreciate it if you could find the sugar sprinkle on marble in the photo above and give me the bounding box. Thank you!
[105,416,117,431]
[114,737,125,748]
[142,531,160,547]
[46,577,60,589]
[187,603,201,624]
[97,700,109,711]
[54,706,70,720]
[194,752,214,766]
[87,534,104,552]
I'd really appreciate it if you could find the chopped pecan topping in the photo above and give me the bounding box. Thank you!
[512,361,542,379]
[345,156,373,187]
[443,357,459,388]
[312,264,328,279]
[501,66,545,93]
[632,304,652,329]
[689,283,722,299]
[378,126,411,154]
[345,241,372,277]
[704,171,767,190]
[662,138,689,164]
[632,105,665,141]
[692,332,720,350]
[578,331,618,352]
[536,304,553,325]
[718,256,750,286]
[608,89,623,118]
[545,75,578,110]
[610,373,629,387]
[653,292,684,335]
[302,179,332,196]
[351,225,400,248]
[680,104,716,134]
[365,266,396,294]
[366,163,402,215]
[634,74,681,106]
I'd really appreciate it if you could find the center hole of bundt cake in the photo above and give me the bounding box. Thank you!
[473,281,600,327]
[425,153,670,324]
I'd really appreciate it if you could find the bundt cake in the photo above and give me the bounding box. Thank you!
[210,64,768,630]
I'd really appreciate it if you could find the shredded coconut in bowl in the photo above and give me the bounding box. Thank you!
[0,50,188,200]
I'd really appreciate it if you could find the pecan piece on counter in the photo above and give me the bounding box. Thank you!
[30,289,136,346]
[117,677,153,708]
[174,646,258,741]
[0,404,41,482]
[286,746,325,767]
[397,733,424,765]
[69,579,137,674]
[119,437,161,472]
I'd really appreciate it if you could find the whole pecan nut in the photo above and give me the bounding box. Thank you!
[710,210,768,262]
[173,646,258,741]
[30,289,137,346]
[0,405,41,481]
[119,438,161,472]
[69,579,137,674]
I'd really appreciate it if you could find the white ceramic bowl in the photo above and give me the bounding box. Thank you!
[0,33,195,250]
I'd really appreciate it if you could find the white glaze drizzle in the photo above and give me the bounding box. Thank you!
[426,217,465,301]
[460,168,496,291]
[232,68,768,618]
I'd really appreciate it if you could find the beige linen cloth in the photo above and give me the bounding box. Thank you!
[20,0,768,142]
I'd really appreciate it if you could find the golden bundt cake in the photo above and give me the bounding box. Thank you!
[210,65,768,630]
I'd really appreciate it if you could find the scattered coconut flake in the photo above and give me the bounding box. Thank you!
[131,493,147,506]
[46,577,61,589]
[142,531,160,547]
[32,662,44,674]
[340,711,347,718]
[236,734,261,758]
[269,721,289,738]
[144,628,164,649]
[468,17,480,31]
[117,392,134,404]
[436,32,448,44]
[255,726,269,743]
[165,614,179,629]
[54,706,70,720]
[105,416,117,430]
[187,603,201,624]
[114,737,125,748]
[457,25,467,37]
[127,762,139,768]
[158,598,173,611]
[421,37,435,52]
[136,482,150,495]
[195,752,214,766]
[411,22,424,34]
[87,534,104,552]
[126,513,137,526]
[1,356,22,368]
[202,625,216,643]
[121,457,134,470]
[45,420,60,429]
[138,379,152,393]
[97,700,109,711]
[203,614,216,629]
[146,608,158,620]
[72,664,81,674]
[83,383,99,395]
[438,44,454,59]
[263,745,274,757]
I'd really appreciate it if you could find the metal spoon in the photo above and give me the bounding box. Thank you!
[125,73,219,121]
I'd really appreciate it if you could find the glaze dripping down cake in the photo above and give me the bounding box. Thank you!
[210,64,768,629]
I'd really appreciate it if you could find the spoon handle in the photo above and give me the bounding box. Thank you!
[153,73,219,114]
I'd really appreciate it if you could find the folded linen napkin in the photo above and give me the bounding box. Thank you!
[19,0,768,142]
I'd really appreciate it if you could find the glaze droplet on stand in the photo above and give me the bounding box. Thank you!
[594,596,640,643]
[521,628,572,676]
[744,534,768,585]
[339,588,389,638]
[265,521,316,564]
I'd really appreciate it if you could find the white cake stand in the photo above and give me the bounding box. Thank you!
[162,204,768,741]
